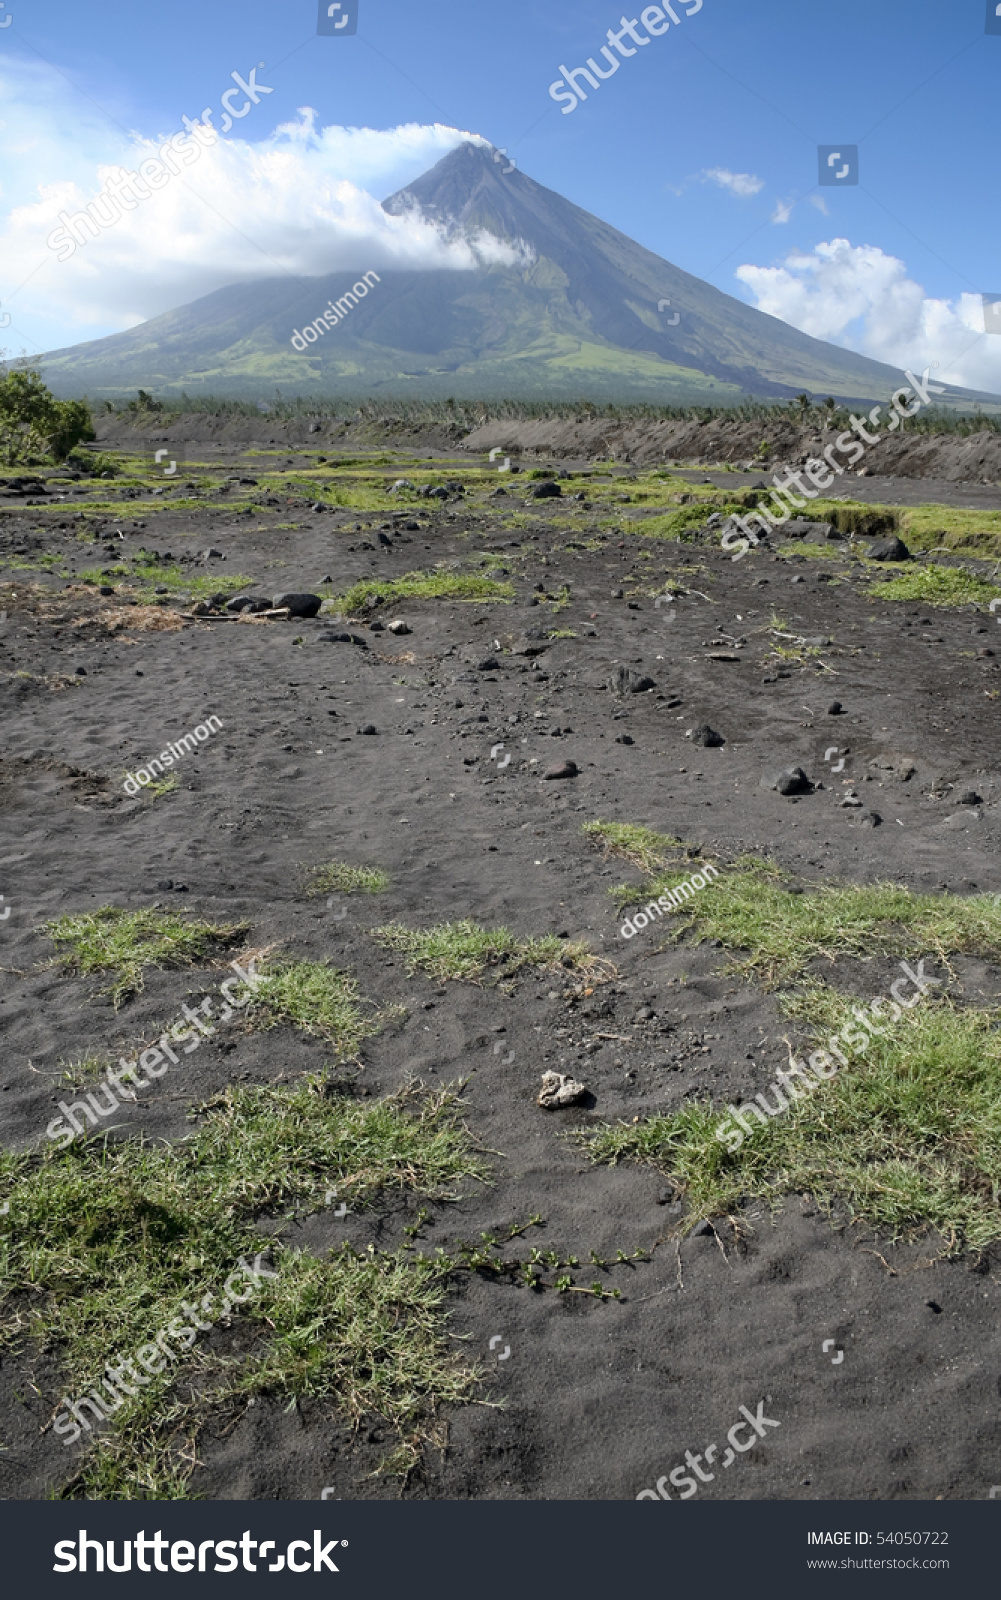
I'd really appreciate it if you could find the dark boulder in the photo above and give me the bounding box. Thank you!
[273,592,323,618]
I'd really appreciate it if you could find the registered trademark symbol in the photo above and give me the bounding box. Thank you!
[341,1540,348,1546]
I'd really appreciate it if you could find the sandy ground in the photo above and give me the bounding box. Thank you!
[2,439,1001,1502]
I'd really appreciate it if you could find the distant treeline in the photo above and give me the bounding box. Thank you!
[98,391,1001,437]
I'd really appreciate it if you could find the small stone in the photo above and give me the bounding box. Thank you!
[615,734,634,745]
[689,723,725,747]
[357,724,378,735]
[99,584,115,596]
[477,656,500,672]
[958,789,982,806]
[690,1218,714,1237]
[156,879,173,890]
[544,759,578,780]
[607,666,655,695]
[201,548,224,559]
[387,619,411,635]
[74,665,87,675]
[858,811,882,828]
[840,791,864,808]
[762,766,812,795]
[611,588,624,599]
[827,700,843,715]
[537,1070,588,1109]
[531,480,562,499]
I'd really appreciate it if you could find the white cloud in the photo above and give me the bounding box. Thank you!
[700,168,764,199]
[735,237,1001,394]
[770,198,793,225]
[0,63,526,353]
[809,195,829,216]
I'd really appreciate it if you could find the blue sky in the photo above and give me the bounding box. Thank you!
[1,0,999,390]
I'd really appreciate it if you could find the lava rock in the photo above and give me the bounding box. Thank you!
[537,1070,588,1109]
[357,724,378,736]
[615,734,634,745]
[689,723,725,747]
[387,619,411,635]
[762,766,813,795]
[201,548,224,560]
[318,631,369,649]
[272,592,322,618]
[868,536,910,561]
[607,666,656,695]
[226,594,272,613]
[531,480,562,499]
[544,759,578,780]
[827,700,844,715]
[510,631,549,657]
[477,656,501,672]
[805,522,842,542]
[958,789,983,806]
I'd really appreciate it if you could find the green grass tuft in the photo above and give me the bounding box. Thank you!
[245,959,377,1052]
[580,998,1001,1256]
[582,820,685,875]
[620,859,1001,985]
[372,919,589,983]
[305,861,389,897]
[333,569,514,615]
[43,908,250,1007]
[0,1081,487,1497]
[862,562,1001,608]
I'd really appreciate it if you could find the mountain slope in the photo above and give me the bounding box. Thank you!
[37,142,997,407]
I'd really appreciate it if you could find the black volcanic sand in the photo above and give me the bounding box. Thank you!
[2,446,1001,1504]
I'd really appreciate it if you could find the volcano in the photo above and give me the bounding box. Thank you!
[37,142,992,407]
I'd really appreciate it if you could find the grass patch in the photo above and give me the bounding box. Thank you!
[305,861,389,897]
[621,859,1001,984]
[245,959,378,1053]
[80,561,255,605]
[333,570,514,615]
[579,997,1001,1256]
[0,1080,487,1497]
[582,820,685,874]
[43,908,250,1007]
[129,772,178,800]
[372,919,589,983]
[860,562,1001,608]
